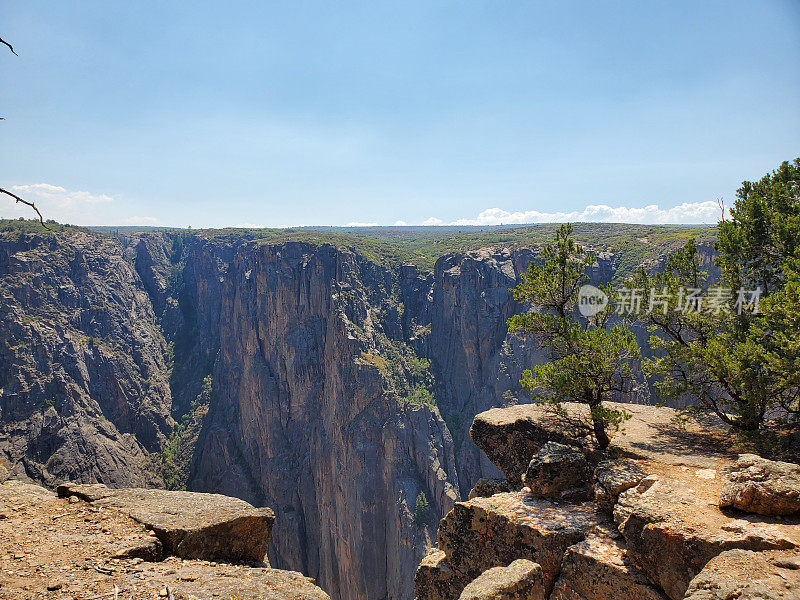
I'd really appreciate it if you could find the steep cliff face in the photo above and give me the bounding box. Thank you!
[182,241,459,600]
[0,228,173,486]
[425,247,617,493]
[1,223,719,600]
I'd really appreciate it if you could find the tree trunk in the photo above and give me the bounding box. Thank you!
[592,412,611,449]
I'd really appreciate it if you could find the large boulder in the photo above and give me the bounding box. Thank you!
[415,548,469,600]
[469,403,596,485]
[437,491,606,594]
[0,464,8,484]
[459,559,545,600]
[719,454,800,516]
[593,459,647,512]
[57,483,275,563]
[523,442,591,500]
[549,528,668,600]
[614,476,798,600]
[468,477,512,500]
[683,549,800,600]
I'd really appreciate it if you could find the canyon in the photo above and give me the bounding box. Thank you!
[0,222,716,600]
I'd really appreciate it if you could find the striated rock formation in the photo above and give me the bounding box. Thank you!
[184,241,460,600]
[0,228,173,487]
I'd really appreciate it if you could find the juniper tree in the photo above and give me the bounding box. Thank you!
[508,224,639,448]
[631,159,800,431]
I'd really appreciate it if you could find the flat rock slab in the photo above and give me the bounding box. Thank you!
[437,491,606,593]
[684,549,800,600]
[470,402,735,486]
[550,528,668,600]
[57,483,275,563]
[615,476,799,600]
[459,559,545,600]
[720,454,800,516]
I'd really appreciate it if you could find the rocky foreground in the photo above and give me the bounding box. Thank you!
[415,402,800,600]
[0,476,329,599]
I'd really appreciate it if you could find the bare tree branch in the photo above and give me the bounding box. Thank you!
[717,197,726,222]
[0,187,49,229]
[0,36,18,56]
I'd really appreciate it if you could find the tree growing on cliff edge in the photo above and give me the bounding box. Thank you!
[631,159,800,433]
[508,224,639,448]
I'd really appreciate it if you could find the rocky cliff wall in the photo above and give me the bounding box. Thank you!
[0,229,173,486]
[0,225,719,600]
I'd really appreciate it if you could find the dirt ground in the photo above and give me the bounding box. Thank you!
[0,481,326,600]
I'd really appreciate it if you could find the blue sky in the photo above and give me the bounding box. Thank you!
[1,1,798,227]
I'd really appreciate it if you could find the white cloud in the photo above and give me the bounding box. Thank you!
[0,183,161,227]
[11,184,113,208]
[393,220,408,226]
[346,221,379,227]
[425,201,724,226]
[236,222,266,228]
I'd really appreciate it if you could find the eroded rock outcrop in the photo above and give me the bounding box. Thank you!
[57,482,275,563]
[469,403,596,486]
[523,442,591,500]
[432,492,606,596]
[592,459,646,512]
[416,401,800,600]
[550,527,668,600]
[0,229,173,487]
[683,549,800,600]
[615,476,798,599]
[459,559,545,600]
[719,454,800,516]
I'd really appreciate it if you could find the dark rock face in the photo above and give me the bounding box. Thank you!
[185,242,459,600]
[0,230,173,487]
[0,226,703,600]
[523,442,591,500]
[719,454,800,516]
[57,482,275,563]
